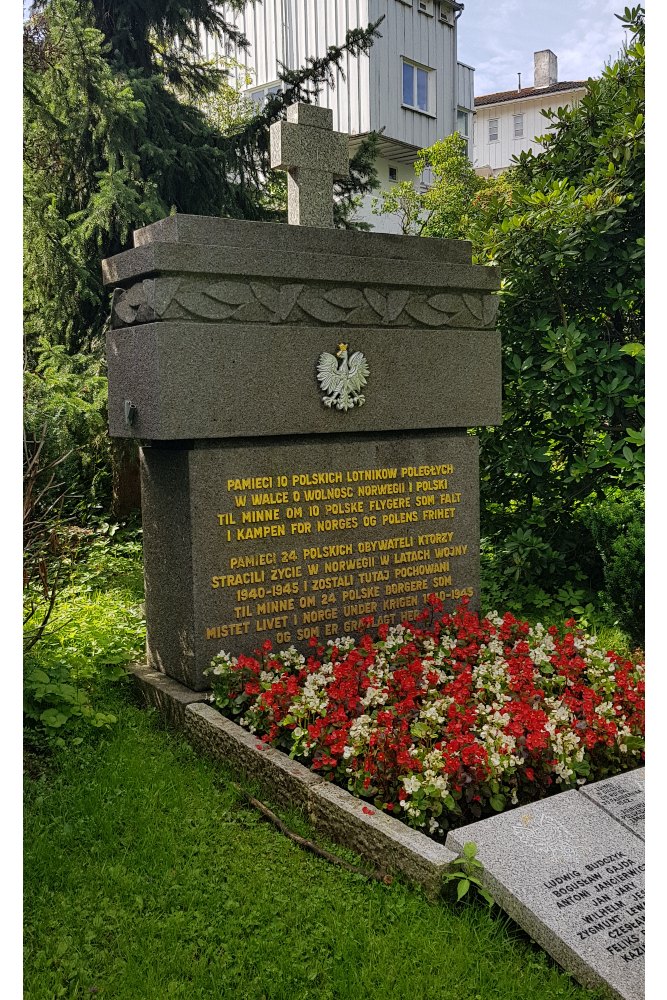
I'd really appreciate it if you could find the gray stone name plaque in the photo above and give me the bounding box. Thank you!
[447,792,645,1000]
[142,430,479,690]
[580,770,645,841]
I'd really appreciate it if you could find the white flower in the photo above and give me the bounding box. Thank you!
[401,775,422,795]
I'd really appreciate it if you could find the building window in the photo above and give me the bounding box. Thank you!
[402,59,434,114]
[437,2,453,24]
[418,0,433,14]
[488,118,499,142]
[388,166,398,182]
[513,113,524,138]
[246,82,282,107]
[456,109,471,158]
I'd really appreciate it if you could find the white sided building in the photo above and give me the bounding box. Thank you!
[202,1,475,232]
[473,50,586,176]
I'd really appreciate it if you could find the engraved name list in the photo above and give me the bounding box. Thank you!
[201,448,478,650]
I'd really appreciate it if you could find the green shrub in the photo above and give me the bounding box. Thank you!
[578,489,644,647]
[23,523,145,748]
[475,9,644,595]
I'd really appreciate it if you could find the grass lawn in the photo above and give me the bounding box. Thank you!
[24,680,606,1000]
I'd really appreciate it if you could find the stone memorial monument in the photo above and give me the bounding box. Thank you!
[104,103,501,690]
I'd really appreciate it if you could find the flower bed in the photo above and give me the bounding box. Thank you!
[205,598,644,841]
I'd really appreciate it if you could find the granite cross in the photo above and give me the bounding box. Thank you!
[270,103,349,228]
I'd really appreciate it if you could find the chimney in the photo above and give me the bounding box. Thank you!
[534,49,558,88]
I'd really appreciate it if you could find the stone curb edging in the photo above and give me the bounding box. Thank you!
[128,663,457,894]
[127,662,210,729]
[185,702,457,894]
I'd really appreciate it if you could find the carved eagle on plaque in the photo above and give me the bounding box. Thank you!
[317,342,369,411]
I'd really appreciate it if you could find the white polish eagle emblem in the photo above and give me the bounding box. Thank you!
[317,342,370,411]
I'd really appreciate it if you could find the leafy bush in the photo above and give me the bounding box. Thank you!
[23,346,119,670]
[475,9,644,592]
[23,522,145,748]
[206,598,644,840]
[479,522,629,642]
[23,420,72,654]
[395,9,644,600]
[578,489,644,647]
[372,132,484,237]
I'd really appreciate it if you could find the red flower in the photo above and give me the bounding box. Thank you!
[426,593,444,612]
[210,597,644,840]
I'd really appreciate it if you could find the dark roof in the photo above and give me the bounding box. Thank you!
[475,81,587,107]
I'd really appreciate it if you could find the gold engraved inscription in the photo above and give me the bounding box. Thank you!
[204,460,475,646]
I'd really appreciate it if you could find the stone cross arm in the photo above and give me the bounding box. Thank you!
[270,103,349,229]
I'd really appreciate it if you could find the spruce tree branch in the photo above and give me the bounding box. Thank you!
[262,18,384,122]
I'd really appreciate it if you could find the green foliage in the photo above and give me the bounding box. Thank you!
[22,342,118,663]
[23,522,145,748]
[372,132,484,237]
[24,0,162,353]
[390,9,644,612]
[24,693,601,1000]
[442,842,494,906]
[24,1,382,517]
[86,0,250,89]
[24,0,383,355]
[467,8,644,598]
[577,488,644,647]
[170,55,257,135]
[24,340,110,511]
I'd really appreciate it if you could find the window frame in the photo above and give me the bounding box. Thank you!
[245,81,283,107]
[437,2,453,23]
[456,108,471,158]
[488,117,499,142]
[513,113,524,139]
[401,58,436,116]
